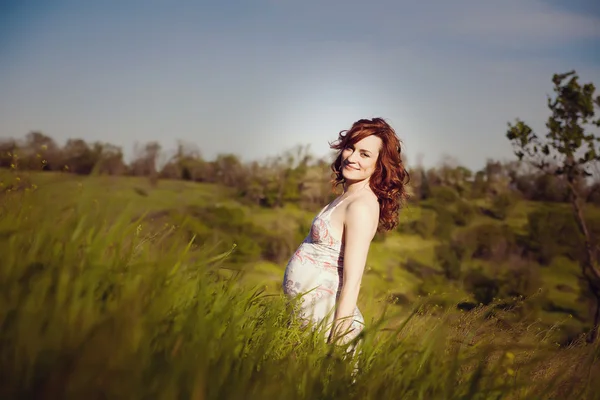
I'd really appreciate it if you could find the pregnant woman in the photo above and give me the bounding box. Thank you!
[282,117,410,346]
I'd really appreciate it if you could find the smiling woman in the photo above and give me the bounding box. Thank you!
[281,117,410,351]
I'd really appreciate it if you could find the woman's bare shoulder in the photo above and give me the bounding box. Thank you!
[345,192,379,225]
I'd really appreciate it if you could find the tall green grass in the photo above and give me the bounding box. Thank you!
[1,177,599,399]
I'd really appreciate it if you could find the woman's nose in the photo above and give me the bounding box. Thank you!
[347,151,359,163]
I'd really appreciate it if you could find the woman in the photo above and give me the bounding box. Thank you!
[282,117,410,346]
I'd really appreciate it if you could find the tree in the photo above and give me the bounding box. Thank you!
[213,153,244,187]
[506,70,600,342]
[130,141,162,186]
[62,139,101,174]
[160,141,206,181]
[437,154,472,196]
[275,144,312,207]
[0,139,18,169]
[23,131,61,171]
[95,143,127,175]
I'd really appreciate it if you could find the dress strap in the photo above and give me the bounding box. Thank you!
[322,184,369,216]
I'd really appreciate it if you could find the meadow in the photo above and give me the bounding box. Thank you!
[1,168,599,399]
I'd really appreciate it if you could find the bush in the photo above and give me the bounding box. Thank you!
[182,205,296,264]
[412,215,437,238]
[532,174,568,202]
[396,219,412,234]
[372,230,387,243]
[453,200,476,226]
[261,229,298,265]
[453,222,517,262]
[524,208,583,265]
[402,258,441,280]
[430,186,459,204]
[586,182,600,205]
[491,256,544,301]
[435,244,462,280]
[490,192,517,220]
[433,206,455,240]
[463,269,500,305]
[401,209,437,239]
[461,257,545,320]
[500,262,543,299]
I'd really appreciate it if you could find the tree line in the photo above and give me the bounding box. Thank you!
[2,131,600,209]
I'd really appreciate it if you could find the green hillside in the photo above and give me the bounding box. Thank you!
[2,169,600,399]
[2,169,594,340]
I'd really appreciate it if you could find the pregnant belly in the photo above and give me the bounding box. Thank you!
[286,243,343,271]
[283,245,342,298]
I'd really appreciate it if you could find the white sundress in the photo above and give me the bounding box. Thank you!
[282,196,365,342]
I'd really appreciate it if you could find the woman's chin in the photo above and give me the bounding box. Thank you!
[342,171,365,182]
[342,170,355,180]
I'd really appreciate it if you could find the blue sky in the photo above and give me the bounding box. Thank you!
[1,0,599,171]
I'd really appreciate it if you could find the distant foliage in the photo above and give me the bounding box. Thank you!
[180,205,297,265]
[1,186,598,398]
[401,208,437,238]
[432,205,455,240]
[2,125,600,211]
[490,192,517,220]
[453,222,517,263]
[453,200,476,226]
[430,186,459,204]
[506,69,600,342]
[464,269,500,305]
[435,243,461,280]
[523,208,598,265]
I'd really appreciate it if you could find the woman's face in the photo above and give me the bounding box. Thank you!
[341,134,382,183]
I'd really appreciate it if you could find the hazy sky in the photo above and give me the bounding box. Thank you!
[1,0,599,171]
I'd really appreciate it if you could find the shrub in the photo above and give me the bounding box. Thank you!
[453,200,476,226]
[396,219,412,234]
[430,186,459,204]
[453,222,517,262]
[372,230,387,243]
[524,208,583,265]
[491,256,544,302]
[402,209,437,239]
[261,229,298,265]
[181,205,296,264]
[435,243,461,280]
[500,261,543,299]
[402,258,441,280]
[413,216,437,238]
[463,269,500,305]
[433,206,454,240]
[490,192,517,220]
[532,174,568,202]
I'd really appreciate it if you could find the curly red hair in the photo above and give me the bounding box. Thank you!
[330,117,410,232]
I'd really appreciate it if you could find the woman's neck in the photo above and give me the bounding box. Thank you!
[343,179,370,194]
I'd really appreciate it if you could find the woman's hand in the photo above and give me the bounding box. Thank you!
[330,316,355,345]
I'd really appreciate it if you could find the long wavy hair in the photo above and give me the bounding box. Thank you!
[330,117,410,232]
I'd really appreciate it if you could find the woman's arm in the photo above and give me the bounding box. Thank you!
[330,200,377,344]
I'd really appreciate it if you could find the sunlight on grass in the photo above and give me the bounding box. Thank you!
[1,173,599,399]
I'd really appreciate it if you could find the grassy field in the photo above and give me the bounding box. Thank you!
[0,169,592,334]
[1,169,599,399]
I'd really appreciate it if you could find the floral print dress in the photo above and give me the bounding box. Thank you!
[282,197,365,342]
